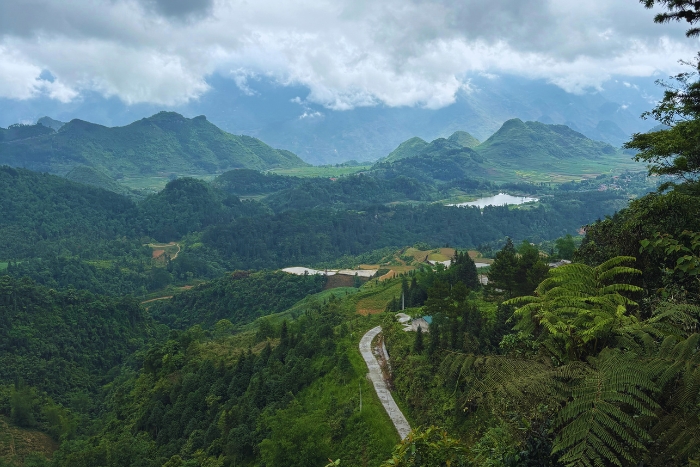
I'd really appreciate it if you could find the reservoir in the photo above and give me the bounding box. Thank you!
[450,193,538,208]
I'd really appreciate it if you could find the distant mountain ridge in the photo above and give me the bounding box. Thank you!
[37,116,66,131]
[0,111,308,178]
[373,118,638,183]
[476,118,617,161]
[382,130,480,163]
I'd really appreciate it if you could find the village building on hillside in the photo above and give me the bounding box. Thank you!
[547,259,572,268]
[396,313,431,332]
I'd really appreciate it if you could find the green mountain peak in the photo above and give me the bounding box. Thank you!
[447,130,480,148]
[0,112,309,177]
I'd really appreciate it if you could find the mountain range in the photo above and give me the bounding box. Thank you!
[0,111,307,179]
[0,74,660,165]
[374,118,638,183]
[0,112,642,189]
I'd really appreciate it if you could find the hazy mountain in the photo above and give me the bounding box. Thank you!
[0,122,54,142]
[37,116,66,131]
[383,137,429,163]
[0,74,660,165]
[382,130,480,164]
[475,118,617,162]
[0,111,308,178]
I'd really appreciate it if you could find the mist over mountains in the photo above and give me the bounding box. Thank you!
[1,73,660,165]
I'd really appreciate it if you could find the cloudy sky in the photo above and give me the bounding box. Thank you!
[0,0,697,113]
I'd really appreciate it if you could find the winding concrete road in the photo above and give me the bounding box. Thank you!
[359,326,412,440]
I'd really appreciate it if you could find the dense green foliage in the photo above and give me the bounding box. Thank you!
[200,192,626,269]
[0,166,140,260]
[63,166,139,199]
[0,276,154,409]
[0,163,640,299]
[0,112,307,178]
[147,270,326,329]
[212,169,299,196]
[49,296,397,467]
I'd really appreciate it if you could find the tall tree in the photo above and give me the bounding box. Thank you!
[486,238,519,299]
[450,251,479,290]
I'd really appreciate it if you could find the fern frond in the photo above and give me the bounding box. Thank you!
[552,349,657,467]
[595,256,637,274]
[596,267,641,284]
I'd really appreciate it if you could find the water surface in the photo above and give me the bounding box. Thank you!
[450,193,538,208]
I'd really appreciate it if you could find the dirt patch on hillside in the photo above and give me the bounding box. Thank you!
[324,274,355,289]
[146,242,181,262]
[141,296,173,304]
[0,416,58,464]
[379,270,398,281]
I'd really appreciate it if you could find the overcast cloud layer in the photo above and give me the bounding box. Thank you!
[0,0,697,110]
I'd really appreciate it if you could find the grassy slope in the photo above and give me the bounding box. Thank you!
[63,166,137,198]
[383,137,429,163]
[269,165,372,177]
[356,281,404,315]
[448,131,480,148]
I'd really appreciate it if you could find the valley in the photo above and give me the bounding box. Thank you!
[0,8,700,467]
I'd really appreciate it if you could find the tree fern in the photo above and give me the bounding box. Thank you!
[645,332,700,464]
[506,257,643,362]
[439,351,580,417]
[552,349,658,467]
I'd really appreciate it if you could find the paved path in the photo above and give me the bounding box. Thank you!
[359,326,412,440]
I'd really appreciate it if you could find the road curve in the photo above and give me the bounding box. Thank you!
[359,326,412,440]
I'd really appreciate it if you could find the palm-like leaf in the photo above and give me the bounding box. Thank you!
[506,257,643,361]
[552,349,658,467]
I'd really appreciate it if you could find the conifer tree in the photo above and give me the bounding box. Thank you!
[414,325,424,353]
[486,238,518,299]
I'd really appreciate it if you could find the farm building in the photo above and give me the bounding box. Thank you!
[396,314,432,332]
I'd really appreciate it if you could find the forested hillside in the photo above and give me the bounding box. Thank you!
[0,161,645,298]
[0,112,308,178]
[2,1,700,461]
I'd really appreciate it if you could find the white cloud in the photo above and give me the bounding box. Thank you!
[0,46,78,102]
[299,111,323,119]
[0,0,698,109]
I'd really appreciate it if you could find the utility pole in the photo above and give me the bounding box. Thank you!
[359,380,362,412]
[402,291,405,311]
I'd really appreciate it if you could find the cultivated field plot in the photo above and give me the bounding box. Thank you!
[402,247,455,263]
[119,174,218,192]
[147,242,181,261]
[355,282,403,315]
[0,416,58,465]
[269,165,372,178]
